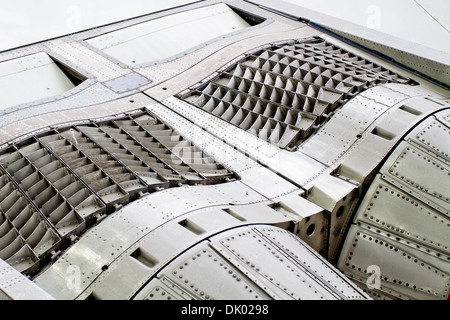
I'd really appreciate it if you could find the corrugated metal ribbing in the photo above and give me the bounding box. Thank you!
[0,109,236,275]
[180,37,410,149]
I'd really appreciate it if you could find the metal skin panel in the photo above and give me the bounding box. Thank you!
[163,96,327,187]
[0,0,448,301]
[86,4,253,66]
[354,176,449,255]
[103,73,151,94]
[299,94,388,165]
[135,226,368,300]
[133,277,202,300]
[338,112,450,300]
[0,258,54,300]
[340,225,449,300]
[389,147,449,209]
[249,226,365,299]
[33,181,268,299]
[407,116,450,164]
[381,142,450,216]
[142,242,274,300]
[35,184,332,300]
[333,95,448,186]
[84,205,297,300]
[84,221,204,300]
[0,1,203,53]
[434,109,450,127]
[0,52,79,110]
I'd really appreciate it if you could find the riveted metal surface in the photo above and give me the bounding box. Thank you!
[216,227,332,299]
[303,94,449,262]
[338,110,450,299]
[209,225,367,299]
[253,225,367,298]
[132,226,368,300]
[0,52,80,111]
[0,107,238,278]
[353,176,449,254]
[162,96,327,187]
[0,0,448,301]
[33,180,269,299]
[103,73,151,94]
[434,109,450,127]
[86,4,256,67]
[79,200,302,300]
[133,277,197,300]
[340,224,449,300]
[381,142,450,216]
[44,38,131,83]
[333,94,448,185]
[341,221,450,301]
[0,258,54,300]
[142,242,273,300]
[80,221,203,300]
[144,100,303,199]
[407,117,450,163]
[299,93,389,165]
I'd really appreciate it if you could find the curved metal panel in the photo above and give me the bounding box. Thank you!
[338,112,450,300]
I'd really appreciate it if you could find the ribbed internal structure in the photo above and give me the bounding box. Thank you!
[181,37,410,149]
[0,110,235,275]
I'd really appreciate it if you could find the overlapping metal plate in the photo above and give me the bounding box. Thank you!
[0,0,448,302]
[133,225,367,300]
[86,3,256,66]
[338,113,450,300]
